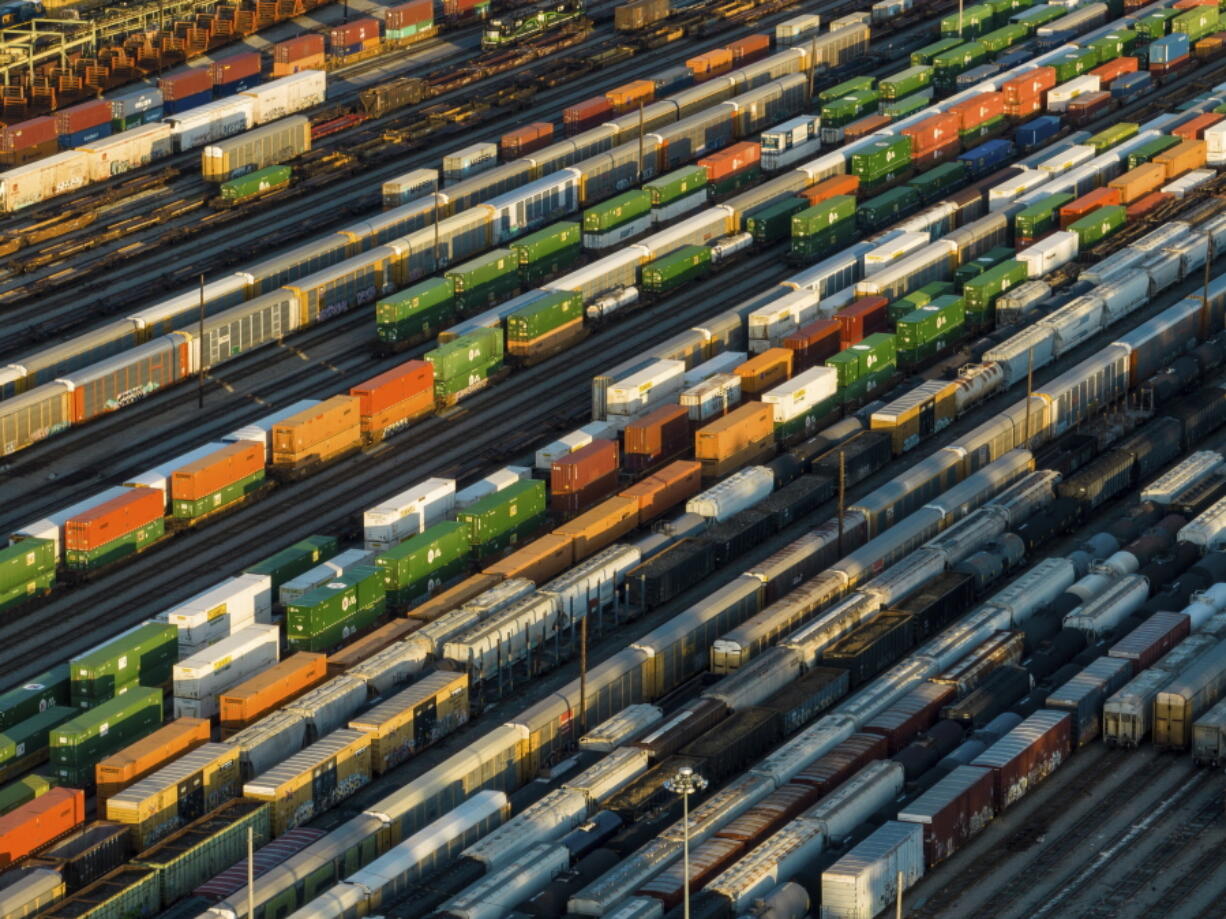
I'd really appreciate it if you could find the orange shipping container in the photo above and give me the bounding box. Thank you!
[698,141,760,181]
[1001,66,1056,103]
[727,34,770,61]
[349,360,434,437]
[1174,0,1216,7]
[620,460,702,522]
[553,495,641,560]
[843,114,893,141]
[606,80,655,113]
[272,52,325,76]
[1059,187,1122,227]
[218,652,328,734]
[800,174,860,206]
[64,487,163,553]
[1153,139,1208,179]
[326,618,422,677]
[0,788,84,869]
[171,442,263,502]
[1173,113,1225,140]
[695,402,774,461]
[686,48,733,75]
[272,395,361,460]
[1090,56,1138,86]
[95,718,212,804]
[735,348,793,396]
[484,533,575,584]
[1108,162,1167,204]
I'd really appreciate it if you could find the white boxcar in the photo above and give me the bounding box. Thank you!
[820,821,924,919]
[80,123,174,182]
[167,96,255,151]
[680,372,742,422]
[0,150,90,212]
[241,70,327,124]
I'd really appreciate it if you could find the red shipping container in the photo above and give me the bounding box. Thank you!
[500,122,554,158]
[624,404,691,472]
[172,442,263,502]
[901,112,960,157]
[1126,191,1173,219]
[1004,94,1044,119]
[863,682,954,753]
[1059,186,1121,227]
[843,113,893,141]
[387,0,433,28]
[552,439,620,495]
[331,17,380,46]
[1151,55,1193,76]
[898,765,996,867]
[212,51,261,85]
[275,34,325,62]
[783,318,842,371]
[1090,56,1138,86]
[1002,66,1055,104]
[1108,611,1191,673]
[946,92,1004,132]
[1174,112,1225,140]
[1,116,55,153]
[564,96,613,134]
[1066,91,1113,123]
[159,67,213,101]
[443,0,485,14]
[697,141,760,181]
[552,470,620,515]
[1174,0,1216,7]
[64,488,164,552]
[56,100,110,135]
[834,296,889,347]
[799,174,859,206]
[727,34,770,62]
[0,788,85,869]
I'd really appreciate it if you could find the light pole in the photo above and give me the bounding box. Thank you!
[664,765,707,919]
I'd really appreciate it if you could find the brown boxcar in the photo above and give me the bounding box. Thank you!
[0,788,84,869]
[619,460,702,522]
[863,682,955,753]
[565,97,613,134]
[553,496,640,561]
[219,653,329,736]
[1108,611,1191,674]
[614,0,668,30]
[897,765,995,867]
[970,709,1071,810]
[95,719,212,806]
[484,534,575,584]
[792,733,889,794]
[349,360,434,441]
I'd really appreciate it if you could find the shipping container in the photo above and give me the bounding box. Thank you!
[51,689,163,787]
[0,788,84,870]
[95,718,211,805]
[218,654,327,736]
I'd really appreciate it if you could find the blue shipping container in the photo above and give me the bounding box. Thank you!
[213,74,261,97]
[1111,71,1153,101]
[59,123,112,149]
[958,139,1014,176]
[1149,32,1189,64]
[651,66,693,94]
[957,63,1000,88]
[995,49,1032,69]
[162,89,213,115]
[1015,115,1061,149]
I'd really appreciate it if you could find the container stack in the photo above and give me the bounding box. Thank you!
[51,688,164,787]
[159,68,214,116]
[386,0,436,46]
[790,194,857,262]
[697,141,761,198]
[623,405,691,473]
[94,717,211,805]
[284,567,386,652]
[363,479,456,551]
[329,18,382,61]
[510,222,581,285]
[172,623,281,718]
[506,290,586,361]
[426,328,505,407]
[552,440,621,514]
[271,397,362,473]
[695,402,774,479]
[583,190,652,250]
[170,442,264,522]
[272,35,325,77]
[374,521,470,612]
[456,479,547,558]
[63,488,165,571]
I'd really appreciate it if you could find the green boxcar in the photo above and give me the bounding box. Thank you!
[911,37,963,66]
[0,665,69,733]
[1173,6,1218,41]
[1010,3,1064,30]
[427,327,505,400]
[851,136,912,183]
[880,66,933,100]
[645,165,708,206]
[51,687,163,786]
[793,196,857,237]
[456,479,547,555]
[897,295,967,363]
[1015,192,1075,241]
[745,197,809,243]
[0,773,55,816]
[219,166,291,202]
[244,536,339,592]
[286,565,386,652]
[857,187,920,232]
[375,277,456,347]
[1127,135,1180,169]
[818,76,876,103]
[1068,205,1126,249]
[962,260,1028,326]
[70,623,178,708]
[933,42,989,88]
[641,245,712,295]
[375,521,471,613]
[954,246,1015,285]
[1086,123,1138,153]
[980,23,1027,52]
[888,282,954,322]
[908,162,967,203]
[940,4,995,37]
[65,517,164,571]
[511,222,581,284]
[445,250,519,311]
[882,90,934,119]
[0,538,55,596]
[507,290,584,342]
[172,469,265,520]
[46,865,162,918]
[0,706,77,774]
[1051,47,1099,83]
[583,190,652,233]
[789,221,857,262]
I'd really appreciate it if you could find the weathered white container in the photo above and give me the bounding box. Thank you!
[442,842,569,919]
[224,710,307,779]
[606,359,687,418]
[707,818,824,912]
[1163,169,1215,199]
[565,747,651,802]
[240,70,326,123]
[1063,574,1148,639]
[463,787,588,870]
[809,760,904,841]
[682,351,747,387]
[1016,231,1078,278]
[820,821,924,919]
[157,573,272,654]
[535,430,595,471]
[579,704,664,752]
[749,289,821,351]
[383,168,439,207]
[982,326,1056,387]
[166,96,255,151]
[1040,295,1105,356]
[687,466,775,520]
[862,231,929,275]
[1205,122,1226,165]
[363,478,456,550]
[1036,143,1095,174]
[776,12,822,45]
[543,544,642,620]
[762,367,838,424]
[173,624,281,718]
[283,676,368,740]
[442,141,498,182]
[1179,494,1226,548]
[454,466,530,509]
[79,122,174,182]
[761,114,822,171]
[1046,75,1100,112]
[679,372,742,423]
[988,169,1049,211]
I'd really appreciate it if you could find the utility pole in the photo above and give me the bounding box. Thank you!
[807,35,817,100]
[1024,346,1033,448]
[837,449,845,556]
[433,201,441,269]
[637,101,645,184]
[896,870,903,919]
[247,827,255,919]
[197,273,205,409]
[578,613,588,739]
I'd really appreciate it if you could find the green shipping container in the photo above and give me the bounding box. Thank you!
[427,327,505,388]
[244,535,339,592]
[857,187,920,232]
[375,277,456,346]
[990,0,1031,18]
[456,479,547,552]
[641,245,711,295]
[376,521,471,612]
[172,469,265,520]
[792,196,856,237]
[1089,29,1137,63]
[980,23,1027,52]
[825,350,862,399]
[911,37,963,66]
[908,162,967,202]
[1015,192,1075,240]
[1173,6,1217,41]
[932,43,989,87]
[851,136,912,183]
[70,623,178,708]
[852,333,897,381]
[0,773,55,816]
[789,221,857,263]
[286,565,386,652]
[1068,205,1126,249]
[446,250,519,310]
[0,572,54,616]
[65,517,164,571]
[219,166,291,202]
[1127,135,1180,169]
[745,197,809,243]
[881,90,934,119]
[1086,122,1138,153]
[1010,4,1064,30]
[51,687,163,786]
[880,66,933,100]
[962,260,1028,324]
[940,4,994,37]
[583,190,652,233]
[896,295,967,361]
[818,76,876,103]
[0,706,77,773]
[709,166,762,199]
[511,222,581,266]
[1051,48,1098,83]
[0,538,55,596]
[888,282,954,322]
[0,665,69,733]
[1135,10,1176,40]
[954,246,1015,285]
[644,166,708,206]
[959,116,1006,146]
[507,291,583,342]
